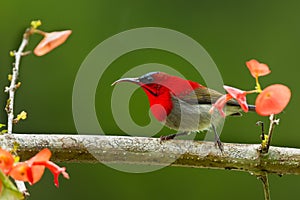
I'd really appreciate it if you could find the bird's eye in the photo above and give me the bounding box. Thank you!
[139,75,154,84]
[139,72,160,84]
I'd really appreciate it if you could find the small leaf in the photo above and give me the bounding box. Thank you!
[31,20,42,29]
[7,74,12,81]
[15,82,21,89]
[9,51,15,57]
[261,135,269,149]
[13,111,27,124]
[5,99,11,112]
[17,111,27,120]
[0,170,24,200]
[13,157,20,164]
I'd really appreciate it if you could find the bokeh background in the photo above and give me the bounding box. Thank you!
[1,0,300,199]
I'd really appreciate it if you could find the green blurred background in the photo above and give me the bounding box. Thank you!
[1,0,300,199]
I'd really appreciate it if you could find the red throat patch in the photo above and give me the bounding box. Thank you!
[141,78,201,122]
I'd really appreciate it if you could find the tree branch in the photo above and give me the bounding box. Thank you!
[1,134,300,175]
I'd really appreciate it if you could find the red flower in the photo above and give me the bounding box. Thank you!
[32,161,69,187]
[34,30,72,56]
[211,86,249,117]
[223,85,249,112]
[246,59,271,78]
[255,84,291,116]
[0,149,14,175]
[9,148,69,187]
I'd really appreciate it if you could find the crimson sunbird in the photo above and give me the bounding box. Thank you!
[112,72,255,151]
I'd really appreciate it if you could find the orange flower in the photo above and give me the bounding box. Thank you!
[0,149,14,175]
[255,84,291,116]
[9,148,69,187]
[34,30,72,56]
[246,59,271,78]
[32,160,69,187]
[9,162,32,183]
[9,148,51,184]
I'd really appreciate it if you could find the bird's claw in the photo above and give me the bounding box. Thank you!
[160,132,190,144]
[160,134,176,141]
[214,137,224,153]
[212,124,224,153]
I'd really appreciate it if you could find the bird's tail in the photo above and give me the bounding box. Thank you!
[248,105,256,112]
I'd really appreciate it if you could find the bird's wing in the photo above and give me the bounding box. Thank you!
[179,87,240,107]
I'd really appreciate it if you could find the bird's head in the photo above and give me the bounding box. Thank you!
[112,72,202,121]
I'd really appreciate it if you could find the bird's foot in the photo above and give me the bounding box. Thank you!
[160,134,177,141]
[214,135,224,153]
[212,125,224,153]
[160,132,189,142]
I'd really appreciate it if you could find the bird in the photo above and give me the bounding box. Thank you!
[112,71,255,151]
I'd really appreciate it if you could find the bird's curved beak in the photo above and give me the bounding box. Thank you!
[111,77,140,86]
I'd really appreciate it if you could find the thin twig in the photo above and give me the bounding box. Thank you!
[265,114,279,153]
[256,121,265,140]
[15,180,29,197]
[257,172,271,200]
[260,114,280,154]
[5,29,32,198]
[6,30,30,134]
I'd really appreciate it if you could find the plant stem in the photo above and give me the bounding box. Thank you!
[6,30,30,134]
[5,28,32,198]
[260,114,279,154]
[265,115,278,152]
[258,172,271,200]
